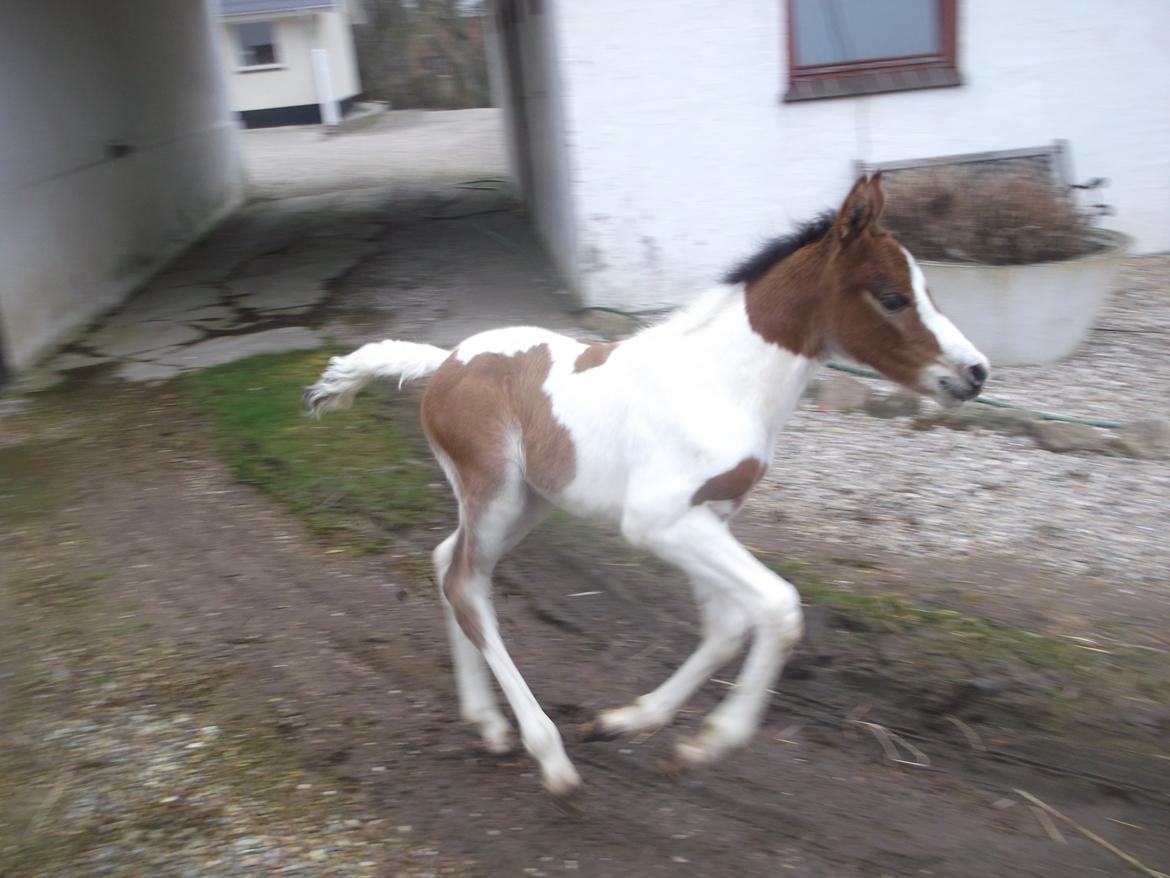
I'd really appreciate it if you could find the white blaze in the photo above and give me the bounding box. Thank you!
[901,246,988,370]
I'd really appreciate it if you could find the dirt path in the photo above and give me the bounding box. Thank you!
[3,382,1168,878]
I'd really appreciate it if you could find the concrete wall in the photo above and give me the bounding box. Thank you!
[486,1,578,298]
[0,0,245,370]
[218,8,361,115]
[545,0,1170,311]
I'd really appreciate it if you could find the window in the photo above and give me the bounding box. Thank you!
[427,55,452,78]
[785,0,958,102]
[235,21,278,68]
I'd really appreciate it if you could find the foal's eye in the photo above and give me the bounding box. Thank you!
[875,292,910,313]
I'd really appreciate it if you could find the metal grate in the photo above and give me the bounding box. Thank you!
[856,140,1073,188]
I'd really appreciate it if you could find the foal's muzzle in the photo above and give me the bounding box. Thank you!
[926,360,990,406]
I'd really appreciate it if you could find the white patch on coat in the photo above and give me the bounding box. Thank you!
[545,285,814,521]
[454,326,564,363]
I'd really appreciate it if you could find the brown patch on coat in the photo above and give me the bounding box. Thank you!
[743,244,830,358]
[421,343,576,502]
[423,344,576,648]
[573,341,617,373]
[742,175,946,388]
[691,457,766,506]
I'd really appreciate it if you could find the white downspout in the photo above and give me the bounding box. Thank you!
[311,47,340,129]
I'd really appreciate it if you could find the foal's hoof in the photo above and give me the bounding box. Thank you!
[543,761,583,810]
[656,754,685,779]
[550,786,586,817]
[479,720,516,755]
[671,723,743,769]
[579,719,620,743]
[673,739,714,770]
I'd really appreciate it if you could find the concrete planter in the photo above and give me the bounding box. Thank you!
[919,230,1131,366]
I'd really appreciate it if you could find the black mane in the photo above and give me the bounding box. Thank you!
[722,210,836,284]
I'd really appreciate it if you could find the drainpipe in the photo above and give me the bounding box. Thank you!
[0,312,8,389]
[311,48,341,130]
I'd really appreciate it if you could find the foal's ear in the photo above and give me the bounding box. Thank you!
[836,173,885,242]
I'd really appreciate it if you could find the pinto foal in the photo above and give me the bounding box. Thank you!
[306,175,989,796]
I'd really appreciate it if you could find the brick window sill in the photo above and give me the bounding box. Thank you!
[784,65,961,103]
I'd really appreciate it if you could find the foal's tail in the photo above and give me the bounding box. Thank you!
[303,340,451,417]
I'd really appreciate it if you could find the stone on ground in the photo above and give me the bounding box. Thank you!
[865,391,921,419]
[156,327,324,370]
[86,321,205,358]
[1030,420,1110,454]
[1109,419,1170,460]
[817,375,871,413]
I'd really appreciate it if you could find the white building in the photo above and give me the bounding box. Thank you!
[0,0,245,375]
[216,0,363,128]
[486,0,1170,313]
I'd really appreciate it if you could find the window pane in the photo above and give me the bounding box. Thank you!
[237,21,277,66]
[793,0,940,67]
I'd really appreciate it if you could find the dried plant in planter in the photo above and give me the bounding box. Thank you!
[881,168,1106,265]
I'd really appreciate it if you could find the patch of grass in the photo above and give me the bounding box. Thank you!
[756,552,1101,676]
[0,445,65,524]
[183,350,446,549]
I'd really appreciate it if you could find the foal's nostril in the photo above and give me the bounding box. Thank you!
[967,363,988,387]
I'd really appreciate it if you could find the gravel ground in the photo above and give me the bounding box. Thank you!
[746,256,1170,594]
[242,109,506,201]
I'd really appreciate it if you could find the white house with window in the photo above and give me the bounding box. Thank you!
[485,0,1170,313]
[216,0,363,128]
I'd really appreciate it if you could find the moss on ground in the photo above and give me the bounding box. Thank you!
[182,350,447,550]
[756,551,1168,707]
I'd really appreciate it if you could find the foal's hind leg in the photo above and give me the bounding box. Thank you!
[436,495,551,756]
[443,485,578,795]
[435,532,512,754]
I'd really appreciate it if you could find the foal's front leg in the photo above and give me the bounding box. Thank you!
[623,506,804,767]
[588,581,749,739]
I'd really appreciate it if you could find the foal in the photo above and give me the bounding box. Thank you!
[306,175,989,796]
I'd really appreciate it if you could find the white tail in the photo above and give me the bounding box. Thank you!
[303,340,451,417]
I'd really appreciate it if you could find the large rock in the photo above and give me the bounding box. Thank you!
[1030,420,1110,455]
[865,390,921,419]
[1109,419,1170,460]
[817,374,872,413]
[912,406,982,432]
[971,406,1037,436]
[912,403,1035,435]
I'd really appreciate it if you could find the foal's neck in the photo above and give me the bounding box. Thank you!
[742,241,829,360]
[680,247,827,431]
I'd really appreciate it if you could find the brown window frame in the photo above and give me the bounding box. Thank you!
[784,0,960,103]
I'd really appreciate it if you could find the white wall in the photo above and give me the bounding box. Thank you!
[0,0,245,370]
[218,9,361,114]
[487,2,578,291]
[546,0,1170,311]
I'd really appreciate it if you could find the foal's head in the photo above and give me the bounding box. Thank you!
[819,174,989,406]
